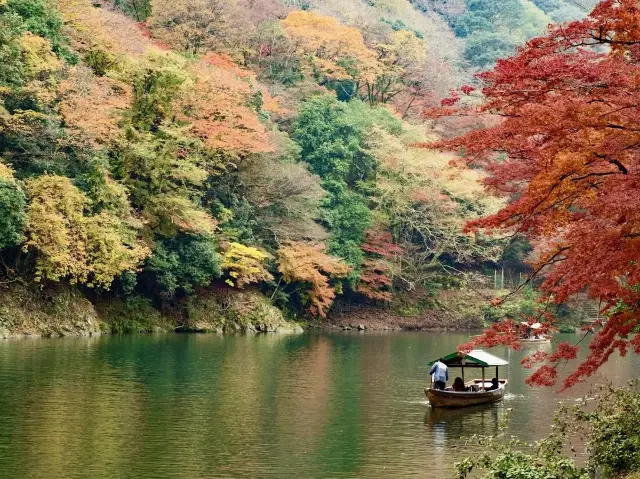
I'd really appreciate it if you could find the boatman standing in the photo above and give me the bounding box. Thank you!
[429,358,448,390]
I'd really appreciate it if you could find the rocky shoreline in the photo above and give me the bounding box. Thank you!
[0,283,305,339]
[321,297,484,332]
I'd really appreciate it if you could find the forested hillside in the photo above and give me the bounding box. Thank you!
[0,0,591,334]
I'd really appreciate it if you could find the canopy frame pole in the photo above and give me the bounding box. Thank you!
[482,367,485,391]
[461,365,465,383]
[495,366,499,382]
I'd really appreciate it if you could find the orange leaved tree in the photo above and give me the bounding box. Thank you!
[277,242,351,318]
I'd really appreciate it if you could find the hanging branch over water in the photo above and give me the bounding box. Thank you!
[425,0,640,388]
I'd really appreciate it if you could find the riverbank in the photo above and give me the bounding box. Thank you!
[0,283,303,339]
[321,307,480,331]
[0,283,490,339]
[321,289,489,331]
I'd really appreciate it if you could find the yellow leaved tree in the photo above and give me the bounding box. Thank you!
[367,29,427,106]
[281,11,383,86]
[0,161,14,181]
[221,242,273,288]
[19,33,61,79]
[24,176,149,288]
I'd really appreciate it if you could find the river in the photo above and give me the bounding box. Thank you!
[0,331,637,478]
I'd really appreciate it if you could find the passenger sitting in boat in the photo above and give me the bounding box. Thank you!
[429,358,448,390]
[452,377,467,392]
[487,378,500,391]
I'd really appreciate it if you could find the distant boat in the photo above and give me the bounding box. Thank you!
[519,322,552,344]
[425,350,508,408]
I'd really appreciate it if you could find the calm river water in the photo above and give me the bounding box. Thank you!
[0,331,637,478]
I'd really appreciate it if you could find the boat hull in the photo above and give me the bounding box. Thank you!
[425,380,507,408]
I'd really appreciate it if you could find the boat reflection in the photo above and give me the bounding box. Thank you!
[519,340,553,351]
[424,402,505,442]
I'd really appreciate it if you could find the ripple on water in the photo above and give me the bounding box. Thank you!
[503,392,526,400]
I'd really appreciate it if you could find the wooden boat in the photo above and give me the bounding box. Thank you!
[519,322,552,344]
[425,349,509,408]
[425,379,507,408]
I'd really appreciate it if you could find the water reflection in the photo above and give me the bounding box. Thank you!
[520,341,553,352]
[0,332,636,478]
[424,403,503,438]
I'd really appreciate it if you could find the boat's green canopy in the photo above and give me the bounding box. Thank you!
[428,350,508,368]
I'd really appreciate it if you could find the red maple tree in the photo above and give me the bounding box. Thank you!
[428,0,640,388]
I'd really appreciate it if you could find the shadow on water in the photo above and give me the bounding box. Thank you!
[519,341,553,352]
[424,403,504,442]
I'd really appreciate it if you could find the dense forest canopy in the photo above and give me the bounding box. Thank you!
[0,0,518,319]
[0,0,600,329]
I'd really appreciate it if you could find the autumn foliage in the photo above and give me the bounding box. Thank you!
[281,11,383,85]
[0,0,552,323]
[58,68,131,145]
[436,0,640,388]
[277,242,351,317]
[221,242,273,288]
[24,176,148,288]
[178,61,273,155]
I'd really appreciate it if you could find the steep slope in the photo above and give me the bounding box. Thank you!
[0,0,595,334]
